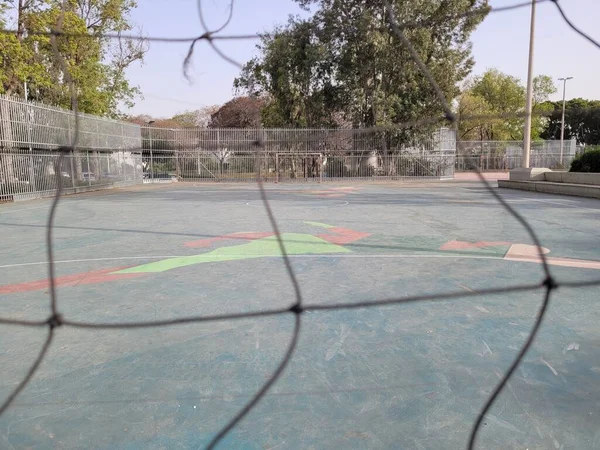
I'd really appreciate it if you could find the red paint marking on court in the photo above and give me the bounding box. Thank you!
[440,240,512,251]
[185,232,275,248]
[318,227,371,245]
[0,267,141,295]
[313,193,344,198]
[332,187,358,192]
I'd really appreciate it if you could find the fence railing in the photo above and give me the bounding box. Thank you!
[0,151,143,202]
[6,94,591,196]
[141,126,457,155]
[0,95,144,201]
[457,140,581,171]
[143,152,455,183]
[0,95,142,151]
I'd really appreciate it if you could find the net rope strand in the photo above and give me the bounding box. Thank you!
[382,3,556,447]
[1,0,599,449]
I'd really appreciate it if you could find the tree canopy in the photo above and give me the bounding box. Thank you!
[210,97,264,128]
[457,69,556,141]
[0,0,146,117]
[540,98,600,145]
[234,0,488,135]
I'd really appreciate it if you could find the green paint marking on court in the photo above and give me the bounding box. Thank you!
[304,221,335,229]
[114,233,350,274]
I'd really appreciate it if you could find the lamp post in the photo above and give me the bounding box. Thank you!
[558,77,573,165]
[522,0,537,168]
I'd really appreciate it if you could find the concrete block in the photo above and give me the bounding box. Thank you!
[498,180,536,191]
[509,168,552,181]
[572,173,600,185]
[500,179,600,199]
[544,172,563,183]
[545,172,600,185]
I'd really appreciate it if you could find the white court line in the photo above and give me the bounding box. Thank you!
[0,256,182,269]
[0,205,50,214]
[524,197,600,209]
[459,188,600,210]
[246,201,349,207]
[0,197,106,215]
[0,253,502,269]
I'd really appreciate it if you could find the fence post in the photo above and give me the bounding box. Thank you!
[70,150,75,188]
[319,154,323,183]
[275,153,279,183]
[25,104,37,192]
[86,151,91,186]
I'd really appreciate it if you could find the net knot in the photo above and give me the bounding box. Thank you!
[543,276,558,291]
[444,112,456,123]
[289,304,303,315]
[46,314,63,329]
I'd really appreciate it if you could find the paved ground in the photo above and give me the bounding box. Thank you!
[1,180,599,449]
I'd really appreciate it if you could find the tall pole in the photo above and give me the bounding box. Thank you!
[558,77,573,165]
[522,0,537,168]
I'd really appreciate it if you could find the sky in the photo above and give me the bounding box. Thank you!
[124,0,600,118]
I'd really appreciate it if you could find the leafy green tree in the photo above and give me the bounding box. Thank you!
[456,88,495,140]
[170,106,220,128]
[235,0,488,137]
[457,69,556,141]
[540,98,600,145]
[0,0,146,116]
[469,69,525,140]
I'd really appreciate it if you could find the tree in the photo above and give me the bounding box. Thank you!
[457,69,556,141]
[532,75,556,107]
[210,97,264,128]
[235,0,488,137]
[170,105,220,128]
[456,89,495,140]
[0,0,147,116]
[540,98,600,145]
[469,69,525,140]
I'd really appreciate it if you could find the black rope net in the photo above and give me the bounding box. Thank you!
[1,1,599,449]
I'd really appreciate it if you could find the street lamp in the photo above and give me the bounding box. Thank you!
[558,77,573,165]
[522,0,537,169]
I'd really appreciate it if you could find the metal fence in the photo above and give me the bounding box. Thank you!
[456,140,581,172]
[0,95,144,201]
[0,151,143,202]
[141,127,457,182]
[142,126,456,153]
[143,152,455,183]
[0,94,142,151]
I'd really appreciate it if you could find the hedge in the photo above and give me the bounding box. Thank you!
[570,149,600,173]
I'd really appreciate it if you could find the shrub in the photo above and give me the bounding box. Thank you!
[570,149,600,173]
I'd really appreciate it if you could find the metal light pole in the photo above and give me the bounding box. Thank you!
[558,76,573,165]
[522,0,537,168]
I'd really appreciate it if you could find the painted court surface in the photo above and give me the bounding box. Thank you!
[1,181,599,449]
